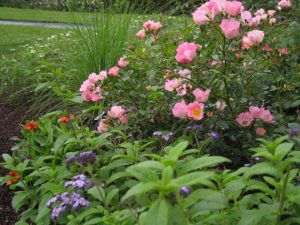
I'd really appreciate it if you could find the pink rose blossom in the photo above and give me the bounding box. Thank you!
[178,69,191,75]
[215,100,227,111]
[98,70,107,80]
[193,88,211,102]
[278,0,292,8]
[269,18,277,25]
[220,18,240,39]
[172,100,188,118]
[136,29,146,39]
[256,127,266,136]
[255,8,266,16]
[242,30,264,48]
[236,112,254,127]
[143,20,162,31]
[187,102,205,121]
[118,56,129,67]
[80,79,102,102]
[119,114,128,124]
[108,106,125,119]
[262,44,272,52]
[97,120,108,133]
[175,42,199,64]
[241,11,261,26]
[88,73,101,83]
[281,48,287,55]
[249,106,264,118]
[260,109,275,124]
[225,1,243,16]
[164,78,183,92]
[108,66,120,77]
[267,10,276,17]
[192,8,209,25]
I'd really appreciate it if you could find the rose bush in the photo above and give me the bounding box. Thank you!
[1,0,300,225]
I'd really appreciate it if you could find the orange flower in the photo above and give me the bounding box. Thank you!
[24,120,38,131]
[6,171,21,185]
[59,116,70,123]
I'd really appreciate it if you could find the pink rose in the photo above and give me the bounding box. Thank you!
[108,66,120,77]
[259,109,275,124]
[118,56,129,67]
[187,102,205,121]
[172,100,188,118]
[269,18,277,25]
[281,48,287,55]
[119,114,128,124]
[192,8,209,25]
[97,120,108,133]
[255,8,266,16]
[143,20,162,31]
[236,112,254,127]
[225,1,243,16]
[178,69,191,75]
[136,29,146,39]
[249,106,264,118]
[241,11,261,26]
[80,80,94,93]
[193,88,211,102]
[98,70,107,80]
[88,72,101,83]
[175,42,199,64]
[256,127,266,136]
[220,18,240,39]
[267,10,276,17]
[164,78,183,92]
[242,30,264,48]
[108,106,125,119]
[278,0,292,8]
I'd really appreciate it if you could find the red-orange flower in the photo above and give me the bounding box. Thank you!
[59,114,74,124]
[24,120,38,131]
[6,171,21,185]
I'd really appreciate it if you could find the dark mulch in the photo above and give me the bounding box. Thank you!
[0,98,30,225]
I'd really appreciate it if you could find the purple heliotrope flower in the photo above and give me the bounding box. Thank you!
[180,186,190,197]
[208,131,219,140]
[162,132,174,141]
[66,151,97,167]
[65,174,93,190]
[290,128,299,137]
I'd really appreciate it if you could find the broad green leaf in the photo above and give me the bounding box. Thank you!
[12,191,31,212]
[183,189,223,208]
[122,182,158,201]
[179,156,230,174]
[106,188,119,205]
[107,172,130,184]
[162,166,173,185]
[274,143,293,161]
[246,180,275,197]
[165,141,189,161]
[140,198,169,225]
[127,166,159,182]
[52,133,70,154]
[171,171,214,187]
[2,154,14,164]
[36,193,52,223]
[88,186,105,202]
[224,178,246,200]
[130,161,163,170]
[244,162,279,179]
[83,217,107,225]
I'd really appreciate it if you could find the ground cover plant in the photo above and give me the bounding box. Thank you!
[1,0,300,225]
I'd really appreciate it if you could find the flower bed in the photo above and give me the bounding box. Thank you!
[1,0,300,225]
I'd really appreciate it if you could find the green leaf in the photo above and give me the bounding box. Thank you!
[171,171,214,187]
[140,198,169,225]
[88,186,105,202]
[130,161,163,170]
[246,180,275,197]
[36,193,52,223]
[274,143,293,161]
[165,141,189,161]
[52,133,70,154]
[12,191,31,212]
[83,217,106,225]
[106,172,130,184]
[70,96,83,104]
[179,156,230,174]
[224,178,246,200]
[2,154,14,164]
[122,182,158,201]
[244,162,279,179]
[162,166,173,185]
[127,166,159,182]
[106,188,119,205]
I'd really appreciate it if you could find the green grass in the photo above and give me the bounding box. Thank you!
[0,7,92,24]
[0,25,66,54]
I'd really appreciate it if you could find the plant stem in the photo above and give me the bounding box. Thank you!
[275,169,290,225]
[222,36,233,115]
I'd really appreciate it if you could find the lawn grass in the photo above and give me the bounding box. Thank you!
[0,25,67,54]
[0,7,92,24]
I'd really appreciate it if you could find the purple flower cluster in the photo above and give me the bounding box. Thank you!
[208,131,219,140]
[180,186,190,197]
[290,128,299,137]
[65,174,93,190]
[47,192,90,220]
[66,151,96,167]
[153,131,174,141]
[185,125,201,131]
